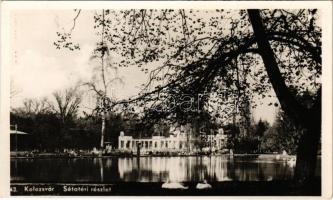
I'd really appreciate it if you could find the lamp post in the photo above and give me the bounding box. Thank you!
[137,142,141,157]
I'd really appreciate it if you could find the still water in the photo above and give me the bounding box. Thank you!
[11,156,320,183]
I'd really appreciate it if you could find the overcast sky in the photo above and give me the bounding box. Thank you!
[9,10,278,124]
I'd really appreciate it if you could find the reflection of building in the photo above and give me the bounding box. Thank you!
[118,125,228,152]
[117,156,233,182]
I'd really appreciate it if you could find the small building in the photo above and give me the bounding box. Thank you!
[118,131,189,152]
[118,126,228,152]
[10,129,32,151]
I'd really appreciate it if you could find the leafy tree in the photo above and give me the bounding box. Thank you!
[224,123,240,149]
[263,90,317,155]
[55,10,124,149]
[248,10,320,182]
[260,126,280,153]
[56,9,321,183]
[261,110,300,154]
[276,110,301,154]
[255,119,270,138]
[85,10,123,149]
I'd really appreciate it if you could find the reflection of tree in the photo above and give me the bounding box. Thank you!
[227,157,236,180]
[99,158,104,182]
[12,156,301,183]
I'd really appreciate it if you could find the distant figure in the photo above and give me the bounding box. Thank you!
[287,157,296,167]
[230,149,234,157]
[105,144,112,154]
[92,147,100,156]
[282,150,288,156]
[162,180,188,189]
[68,150,77,157]
[196,180,212,189]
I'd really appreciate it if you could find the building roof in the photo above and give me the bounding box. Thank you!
[10,130,30,135]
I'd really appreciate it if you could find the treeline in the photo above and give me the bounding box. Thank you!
[10,88,168,151]
[226,111,302,155]
[11,107,132,151]
[11,102,303,155]
[10,87,126,151]
[11,87,306,154]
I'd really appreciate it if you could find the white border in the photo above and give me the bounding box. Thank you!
[0,1,332,198]
[0,1,11,197]
[320,3,332,199]
[0,1,331,10]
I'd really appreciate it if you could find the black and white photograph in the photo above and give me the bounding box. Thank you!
[1,1,332,197]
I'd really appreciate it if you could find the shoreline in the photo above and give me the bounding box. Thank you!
[9,153,306,159]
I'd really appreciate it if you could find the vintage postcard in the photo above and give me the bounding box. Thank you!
[0,1,332,197]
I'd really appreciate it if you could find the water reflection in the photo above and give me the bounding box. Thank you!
[10,156,320,183]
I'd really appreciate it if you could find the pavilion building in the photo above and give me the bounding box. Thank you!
[118,125,228,152]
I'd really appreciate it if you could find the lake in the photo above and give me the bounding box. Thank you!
[11,155,321,183]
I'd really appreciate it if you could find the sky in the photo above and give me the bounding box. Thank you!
[9,10,278,124]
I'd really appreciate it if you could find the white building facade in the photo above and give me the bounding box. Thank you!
[118,126,228,152]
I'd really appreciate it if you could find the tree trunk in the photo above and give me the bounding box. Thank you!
[294,127,320,183]
[295,89,321,182]
[247,9,321,183]
[100,110,106,149]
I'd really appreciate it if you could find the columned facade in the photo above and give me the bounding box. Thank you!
[118,128,228,152]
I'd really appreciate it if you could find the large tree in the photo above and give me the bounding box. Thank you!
[52,86,82,126]
[247,10,320,183]
[55,10,123,149]
[56,9,321,183]
[51,86,82,146]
